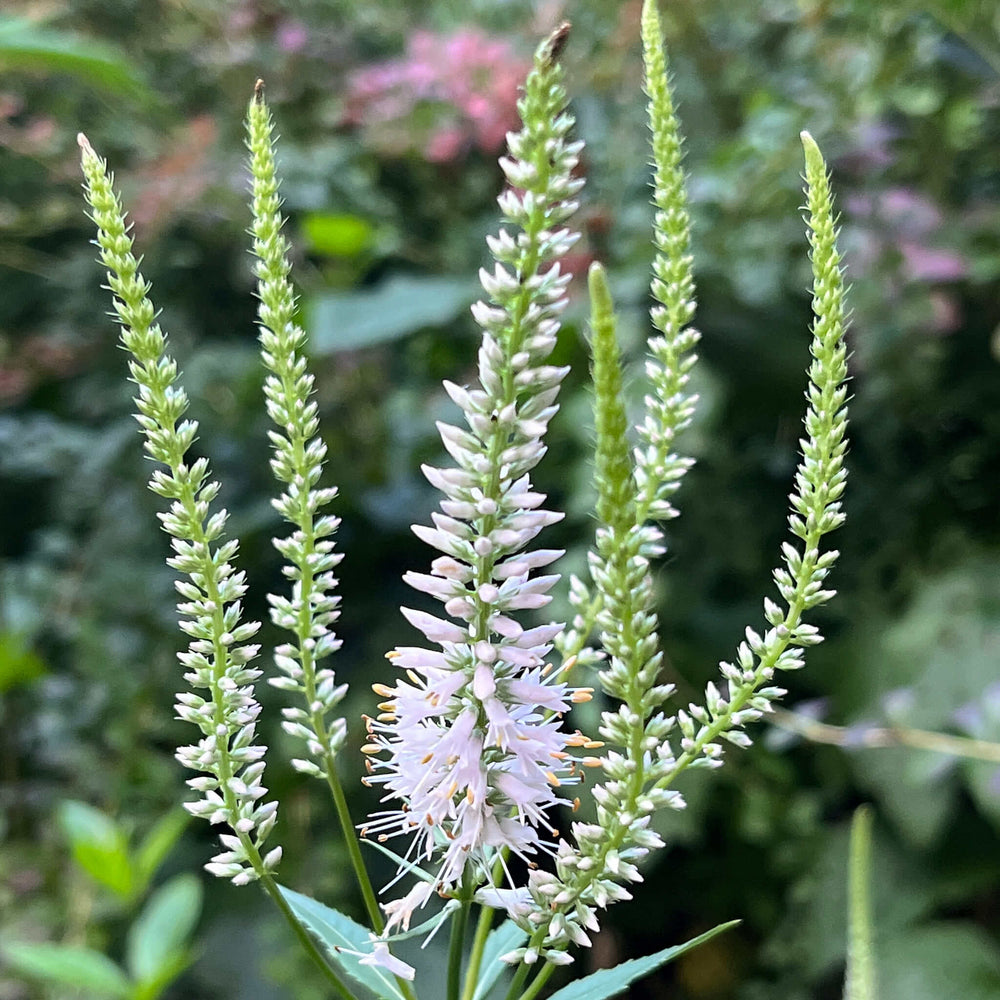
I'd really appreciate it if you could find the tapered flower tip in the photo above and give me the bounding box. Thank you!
[800,130,823,172]
[587,260,613,313]
[541,21,571,65]
[358,941,415,981]
[77,132,93,153]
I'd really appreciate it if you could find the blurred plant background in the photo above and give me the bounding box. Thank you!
[1,0,998,997]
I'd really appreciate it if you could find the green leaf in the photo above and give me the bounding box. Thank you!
[133,810,190,893]
[0,16,151,101]
[471,921,528,1000]
[1,942,131,997]
[301,213,375,258]
[57,800,134,900]
[308,274,477,353]
[125,873,202,988]
[0,631,46,693]
[844,806,877,1000]
[876,922,1000,1000]
[278,885,407,1000]
[544,921,740,1000]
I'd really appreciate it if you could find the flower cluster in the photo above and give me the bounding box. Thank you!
[343,28,529,164]
[246,84,348,786]
[360,24,592,933]
[79,7,852,996]
[483,3,849,971]
[78,134,280,887]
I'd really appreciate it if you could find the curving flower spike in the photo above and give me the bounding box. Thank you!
[79,133,279,887]
[362,24,587,933]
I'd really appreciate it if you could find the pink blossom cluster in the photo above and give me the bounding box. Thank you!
[358,38,590,934]
[343,28,530,164]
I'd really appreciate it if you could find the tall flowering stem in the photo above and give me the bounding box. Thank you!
[78,133,277,886]
[246,83,383,934]
[557,0,699,668]
[79,132,357,1000]
[499,126,850,980]
[361,22,589,938]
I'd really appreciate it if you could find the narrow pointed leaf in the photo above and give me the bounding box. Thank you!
[57,800,134,900]
[0,16,151,100]
[125,873,202,986]
[278,885,407,1000]
[1,942,131,998]
[134,810,190,892]
[545,921,739,1000]
[471,920,529,1000]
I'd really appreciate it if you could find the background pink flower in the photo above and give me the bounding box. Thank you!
[343,28,530,165]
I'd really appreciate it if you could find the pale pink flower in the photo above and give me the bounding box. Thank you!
[362,45,586,932]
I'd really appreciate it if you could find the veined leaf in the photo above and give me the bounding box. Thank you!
[278,884,407,1000]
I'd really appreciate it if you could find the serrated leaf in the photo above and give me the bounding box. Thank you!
[308,274,477,353]
[278,885,407,1000]
[1,942,131,997]
[545,921,739,1000]
[472,921,528,1000]
[126,873,202,987]
[57,800,134,900]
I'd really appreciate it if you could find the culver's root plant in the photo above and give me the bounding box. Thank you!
[77,2,849,998]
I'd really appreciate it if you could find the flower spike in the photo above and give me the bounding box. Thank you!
[362,24,586,934]
[78,133,280,887]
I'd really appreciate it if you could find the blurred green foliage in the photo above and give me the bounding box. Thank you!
[2,802,200,1000]
[1,0,998,998]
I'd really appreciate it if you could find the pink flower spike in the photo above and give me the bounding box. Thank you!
[364,32,586,935]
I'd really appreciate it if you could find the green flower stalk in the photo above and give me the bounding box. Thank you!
[246,82,386,937]
[634,0,700,524]
[247,83,347,786]
[77,134,280,887]
[494,41,849,981]
[77,10,852,997]
[557,0,699,667]
[361,23,587,941]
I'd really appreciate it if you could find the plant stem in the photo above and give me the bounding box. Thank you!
[259,872,359,1000]
[771,707,1000,763]
[460,903,496,1000]
[502,962,531,1000]
[448,883,473,1000]
[516,962,556,1000]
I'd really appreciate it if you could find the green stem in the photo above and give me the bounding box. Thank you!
[259,871,359,1000]
[325,765,383,927]
[448,883,473,1000]
[460,903,496,1000]
[502,962,531,1000]
[516,962,556,1000]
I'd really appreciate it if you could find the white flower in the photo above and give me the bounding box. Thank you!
[345,938,416,982]
[362,35,587,935]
